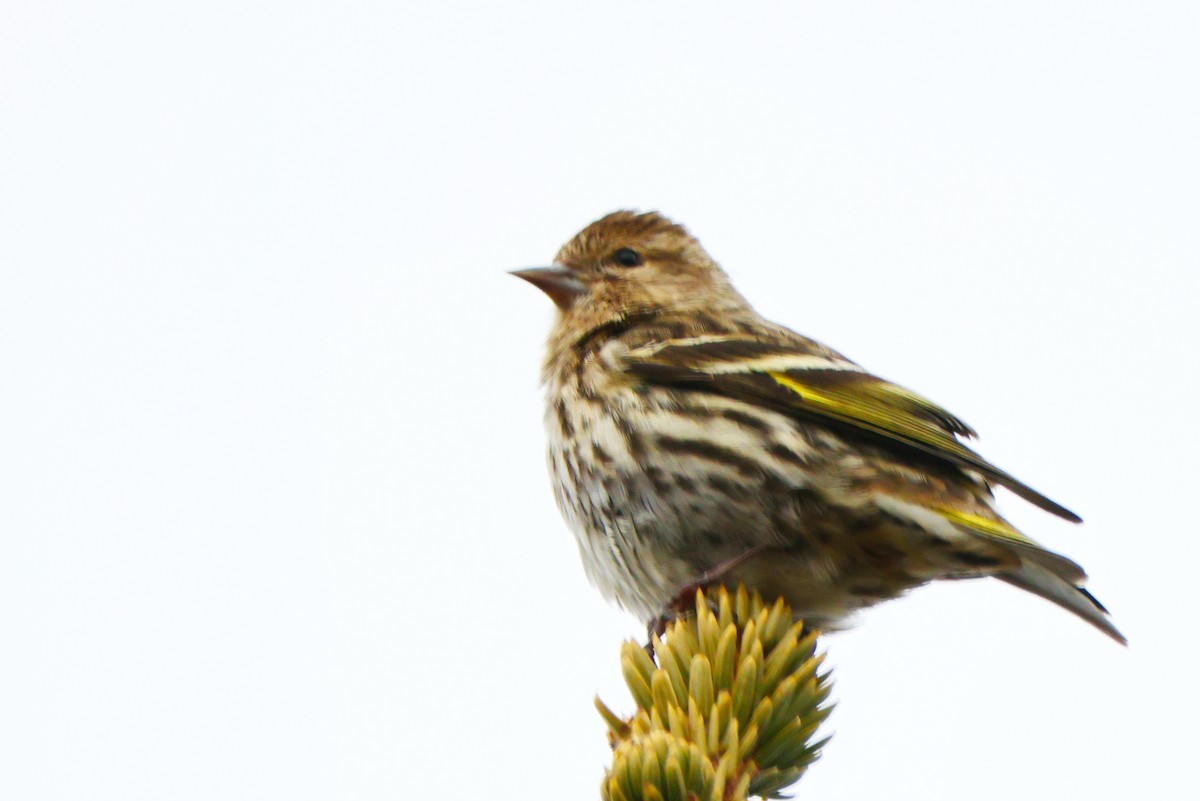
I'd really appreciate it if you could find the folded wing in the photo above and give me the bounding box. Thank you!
[619,334,1081,523]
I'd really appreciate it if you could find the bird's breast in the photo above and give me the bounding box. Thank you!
[542,365,845,617]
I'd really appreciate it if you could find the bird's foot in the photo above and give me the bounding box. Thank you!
[644,544,772,652]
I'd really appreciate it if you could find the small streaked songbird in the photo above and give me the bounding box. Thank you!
[513,211,1124,644]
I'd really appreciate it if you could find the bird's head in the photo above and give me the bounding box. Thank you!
[512,211,749,337]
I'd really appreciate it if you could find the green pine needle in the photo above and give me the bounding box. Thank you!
[597,585,833,801]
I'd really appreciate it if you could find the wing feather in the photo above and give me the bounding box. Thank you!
[619,335,1081,523]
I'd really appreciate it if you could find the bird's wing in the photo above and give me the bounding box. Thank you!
[618,333,1081,523]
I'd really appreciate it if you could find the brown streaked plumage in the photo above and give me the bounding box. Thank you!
[514,210,1124,644]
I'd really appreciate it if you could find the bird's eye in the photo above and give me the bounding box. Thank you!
[613,248,643,267]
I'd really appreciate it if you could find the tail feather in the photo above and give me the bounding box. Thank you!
[997,562,1126,646]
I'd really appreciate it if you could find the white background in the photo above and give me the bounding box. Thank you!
[2,2,1197,799]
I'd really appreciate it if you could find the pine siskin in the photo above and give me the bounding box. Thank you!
[513,211,1124,644]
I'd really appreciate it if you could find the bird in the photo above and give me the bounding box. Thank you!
[513,210,1124,644]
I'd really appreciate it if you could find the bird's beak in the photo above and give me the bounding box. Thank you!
[510,265,587,310]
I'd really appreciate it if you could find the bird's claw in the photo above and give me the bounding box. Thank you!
[642,544,773,654]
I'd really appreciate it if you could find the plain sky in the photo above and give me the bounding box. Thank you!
[2,2,1198,799]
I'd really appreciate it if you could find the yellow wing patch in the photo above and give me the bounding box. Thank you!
[934,506,1087,583]
[768,371,976,459]
[934,507,1032,545]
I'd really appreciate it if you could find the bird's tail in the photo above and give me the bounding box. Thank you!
[997,560,1126,645]
[877,498,1125,644]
